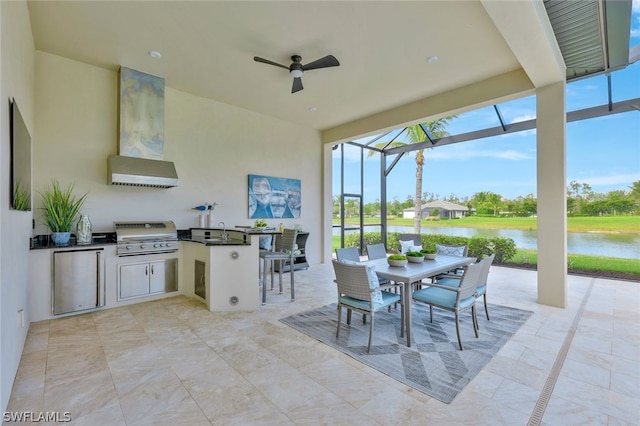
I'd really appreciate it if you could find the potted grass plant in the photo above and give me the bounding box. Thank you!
[421,243,437,260]
[40,180,87,246]
[406,250,424,263]
[387,253,408,267]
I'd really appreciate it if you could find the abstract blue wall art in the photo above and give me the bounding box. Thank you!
[249,174,301,219]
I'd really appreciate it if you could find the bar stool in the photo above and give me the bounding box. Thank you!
[259,228,298,305]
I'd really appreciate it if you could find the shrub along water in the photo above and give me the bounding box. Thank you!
[345,232,517,263]
[337,232,639,279]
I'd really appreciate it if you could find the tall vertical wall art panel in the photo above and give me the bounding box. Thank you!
[118,66,165,159]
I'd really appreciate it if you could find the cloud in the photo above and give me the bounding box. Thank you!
[428,147,534,161]
[576,173,640,186]
[511,113,536,123]
[495,150,533,160]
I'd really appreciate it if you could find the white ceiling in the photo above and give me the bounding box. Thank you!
[26,1,564,140]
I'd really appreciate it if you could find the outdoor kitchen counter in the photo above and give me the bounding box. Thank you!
[184,228,251,246]
[182,229,260,311]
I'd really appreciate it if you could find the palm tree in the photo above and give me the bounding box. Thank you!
[486,192,503,216]
[472,191,490,213]
[629,180,640,208]
[368,118,456,233]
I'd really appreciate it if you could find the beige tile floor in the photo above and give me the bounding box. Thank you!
[6,264,640,425]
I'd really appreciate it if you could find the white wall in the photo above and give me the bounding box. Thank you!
[0,0,35,413]
[1,11,325,412]
[33,52,323,265]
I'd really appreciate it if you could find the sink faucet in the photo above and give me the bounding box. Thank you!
[218,222,228,242]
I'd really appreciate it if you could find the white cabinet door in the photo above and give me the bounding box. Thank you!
[149,259,177,294]
[119,263,149,299]
[149,261,165,294]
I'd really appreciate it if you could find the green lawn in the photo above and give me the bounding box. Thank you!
[510,249,640,276]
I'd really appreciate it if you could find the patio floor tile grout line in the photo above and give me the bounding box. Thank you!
[527,277,595,426]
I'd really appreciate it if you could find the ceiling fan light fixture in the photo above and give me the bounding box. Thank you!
[254,54,339,93]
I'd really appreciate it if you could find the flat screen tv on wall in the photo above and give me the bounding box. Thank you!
[9,98,31,211]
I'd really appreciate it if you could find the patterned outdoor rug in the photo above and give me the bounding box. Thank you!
[280,302,533,403]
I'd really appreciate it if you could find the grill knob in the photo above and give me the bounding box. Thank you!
[126,245,132,250]
[140,244,147,249]
[154,243,160,248]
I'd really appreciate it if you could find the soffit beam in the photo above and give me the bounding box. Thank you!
[481,0,566,88]
[322,68,534,145]
[384,97,640,155]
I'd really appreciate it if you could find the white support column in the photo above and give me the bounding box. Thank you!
[536,82,567,307]
[321,142,334,264]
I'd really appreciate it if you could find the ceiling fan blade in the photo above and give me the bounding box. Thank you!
[302,55,340,71]
[253,56,289,70]
[292,77,303,93]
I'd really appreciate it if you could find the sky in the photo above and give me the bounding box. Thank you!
[333,3,640,203]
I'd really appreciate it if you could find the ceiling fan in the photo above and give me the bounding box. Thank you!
[253,54,340,93]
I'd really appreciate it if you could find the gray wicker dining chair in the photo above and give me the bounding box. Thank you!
[335,247,368,322]
[365,243,387,260]
[332,259,403,353]
[335,247,360,262]
[259,228,298,305]
[365,243,393,285]
[432,243,469,281]
[412,260,483,350]
[399,234,422,245]
[398,234,422,254]
[366,243,400,308]
[473,253,495,321]
[436,254,496,323]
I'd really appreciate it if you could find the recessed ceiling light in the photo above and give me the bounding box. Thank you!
[148,50,162,59]
[426,55,438,63]
[308,106,317,112]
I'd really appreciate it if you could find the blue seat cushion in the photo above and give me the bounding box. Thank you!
[412,287,475,310]
[475,284,486,296]
[435,277,461,288]
[339,290,400,311]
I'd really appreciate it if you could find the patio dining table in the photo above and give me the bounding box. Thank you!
[363,254,476,347]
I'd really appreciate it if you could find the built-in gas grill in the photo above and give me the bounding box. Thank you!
[115,221,178,257]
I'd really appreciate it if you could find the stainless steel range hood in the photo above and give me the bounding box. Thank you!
[107,155,178,188]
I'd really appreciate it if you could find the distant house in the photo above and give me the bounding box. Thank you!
[402,200,469,219]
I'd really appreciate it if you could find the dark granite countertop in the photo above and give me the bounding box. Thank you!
[183,237,251,246]
[30,233,117,250]
[182,228,252,246]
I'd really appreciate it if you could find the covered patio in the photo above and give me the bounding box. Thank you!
[7,266,638,424]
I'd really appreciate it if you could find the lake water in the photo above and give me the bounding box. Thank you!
[334,225,640,260]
